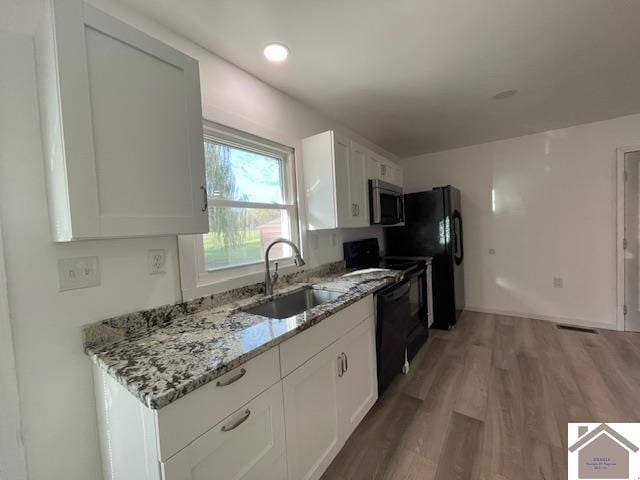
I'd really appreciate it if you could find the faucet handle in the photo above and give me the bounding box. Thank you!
[271,262,279,283]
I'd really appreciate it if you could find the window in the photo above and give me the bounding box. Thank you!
[179,122,300,298]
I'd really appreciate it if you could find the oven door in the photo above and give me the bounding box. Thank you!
[406,267,428,361]
[369,180,404,225]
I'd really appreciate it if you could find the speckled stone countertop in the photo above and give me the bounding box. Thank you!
[85,264,402,409]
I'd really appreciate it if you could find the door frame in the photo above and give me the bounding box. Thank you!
[616,145,640,331]
[0,220,28,480]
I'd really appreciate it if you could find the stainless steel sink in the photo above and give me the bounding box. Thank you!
[242,287,343,319]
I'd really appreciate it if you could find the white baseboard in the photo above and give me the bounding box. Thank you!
[464,305,620,332]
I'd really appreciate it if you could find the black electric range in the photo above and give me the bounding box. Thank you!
[343,239,424,274]
[343,238,429,395]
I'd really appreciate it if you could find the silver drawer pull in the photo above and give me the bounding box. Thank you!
[342,352,348,372]
[221,409,251,432]
[216,368,246,387]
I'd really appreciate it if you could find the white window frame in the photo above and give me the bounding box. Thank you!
[178,121,301,299]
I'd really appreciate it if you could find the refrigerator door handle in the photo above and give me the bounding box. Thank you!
[453,210,464,265]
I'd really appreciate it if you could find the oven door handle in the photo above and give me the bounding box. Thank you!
[405,267,425,280]
[379,281,410,301]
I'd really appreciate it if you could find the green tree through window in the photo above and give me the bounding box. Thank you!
[201,134,296,271]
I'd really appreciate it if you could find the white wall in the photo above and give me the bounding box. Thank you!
[0,3,392,478]
[401,114,640,329]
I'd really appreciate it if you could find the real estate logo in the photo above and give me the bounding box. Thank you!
[568,423,640,479]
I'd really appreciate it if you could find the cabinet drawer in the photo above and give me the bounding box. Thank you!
[161,382,286,480]
[156,347,280,460]
[280,296,374,377]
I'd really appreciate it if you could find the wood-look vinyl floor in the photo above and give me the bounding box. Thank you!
[321,311,640,480]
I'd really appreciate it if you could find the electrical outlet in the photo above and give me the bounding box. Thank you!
[553,277,563,288]
[148,249,166,275]
[58,256,100,291]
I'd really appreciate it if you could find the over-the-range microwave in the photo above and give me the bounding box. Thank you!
[368,179,405,226]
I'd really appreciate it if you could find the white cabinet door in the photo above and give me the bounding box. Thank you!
[161,383,286,480]
[336,316,378,440]
[283,341,343,480]
[348,142,369,227]
[37,0,208,241]
[366,152,380,181]
[302,131,377,230]
[394,166,404,187]
[379,159,394,184]
[332,132,352,228]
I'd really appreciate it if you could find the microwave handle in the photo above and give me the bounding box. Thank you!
[398,195,404,222]
[372,186,381,224]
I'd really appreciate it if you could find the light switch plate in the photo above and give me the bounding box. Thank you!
[148,249,166,275]
[58,256,100,291]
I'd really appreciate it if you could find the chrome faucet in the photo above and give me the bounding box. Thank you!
[264,238,306,296]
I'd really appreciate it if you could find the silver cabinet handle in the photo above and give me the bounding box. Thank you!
[201,186,208,212]
[341,352,348,373]
[216,368,246,387]
[221,409,250,432]
[337,355,344,377]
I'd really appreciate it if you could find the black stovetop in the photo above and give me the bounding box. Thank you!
[344,238,424,272]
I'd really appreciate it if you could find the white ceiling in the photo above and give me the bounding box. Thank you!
[7,0,640,156]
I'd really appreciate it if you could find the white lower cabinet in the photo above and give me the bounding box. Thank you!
[94,297,378,480]
[283,315,378,480]
[336,317,378,440]
[282,340,343,480]
[161,382,286,480]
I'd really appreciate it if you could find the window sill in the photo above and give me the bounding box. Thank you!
[181,258,301,300]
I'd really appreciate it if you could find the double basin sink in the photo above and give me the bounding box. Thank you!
[242,287,343,319]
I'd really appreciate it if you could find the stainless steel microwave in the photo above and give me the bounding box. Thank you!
[369,179,405,226]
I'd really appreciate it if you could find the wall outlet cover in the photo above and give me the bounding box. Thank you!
[553,277,564,288]
[148,249,166,275]
[58,256,101,291]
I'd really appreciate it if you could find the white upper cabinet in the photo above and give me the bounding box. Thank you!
[394,165,404,187]
[302,131,370,230]
[36,0,208,241]
[366,152,403,188]
[347,141,370,228]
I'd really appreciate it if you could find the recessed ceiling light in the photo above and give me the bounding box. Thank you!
[492,89,518,100]
[264,43,289,62]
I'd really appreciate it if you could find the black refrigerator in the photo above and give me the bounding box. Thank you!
[384,186,465,329]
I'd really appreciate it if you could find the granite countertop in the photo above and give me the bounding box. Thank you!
[85,266,402,409]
